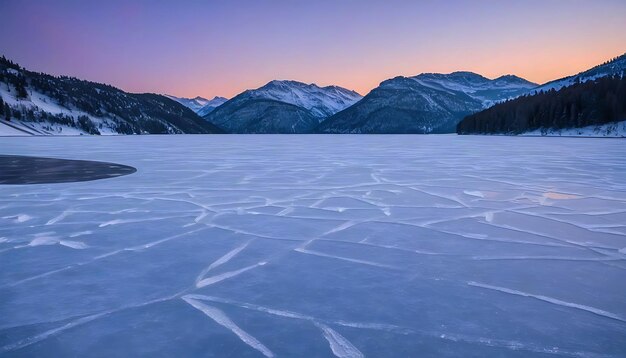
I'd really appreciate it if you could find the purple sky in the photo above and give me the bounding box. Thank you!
[1,0,625,99]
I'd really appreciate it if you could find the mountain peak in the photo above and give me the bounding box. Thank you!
[494,74,526,81]
[415,71,490,84]
[449,71,487,78]
[259,80,361,97]
[265,79,310,87]
[195,96,229,117]
[166,94,228,114]
[493,74,538,87]
[411,70,537,92]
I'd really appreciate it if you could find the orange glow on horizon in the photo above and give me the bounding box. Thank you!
[173,46,626,99]
[2,1,625,100]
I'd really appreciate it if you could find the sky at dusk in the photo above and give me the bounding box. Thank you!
[1,0,625,99]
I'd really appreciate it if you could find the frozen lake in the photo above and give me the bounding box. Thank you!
[1,135,625,357]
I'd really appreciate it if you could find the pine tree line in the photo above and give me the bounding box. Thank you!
[457,75,626,134]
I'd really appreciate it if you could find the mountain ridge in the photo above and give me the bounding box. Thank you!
[316,71,536,134]
[0,56,222,135]
[203,80,362,133]
[3,52,624,136]
[531,53,626,93]
[166,95,228,116]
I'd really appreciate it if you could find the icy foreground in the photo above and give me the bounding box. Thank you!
[1,135,625,357]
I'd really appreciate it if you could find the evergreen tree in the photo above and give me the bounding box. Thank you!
[4,103,11,121]
[16,77,28,99]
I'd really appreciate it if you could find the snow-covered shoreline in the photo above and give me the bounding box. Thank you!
[519,120,626,138]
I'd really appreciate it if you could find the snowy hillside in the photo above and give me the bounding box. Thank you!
[0,56,222,136]
[204,80,362,133]
[318,72,536,134]
[531,53,626,93]
[0,83,118,135]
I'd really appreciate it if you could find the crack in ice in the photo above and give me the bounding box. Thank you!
[196,262,267,288]
[315,322,365,358]
[182,297,274,357]
[195,241,251,284]
[294,247,399,269]
[468,281,626,323]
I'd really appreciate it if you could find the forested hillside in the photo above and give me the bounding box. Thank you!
[457,75,626,135]
[0,56,222,135]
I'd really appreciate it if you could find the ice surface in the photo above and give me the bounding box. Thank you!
[0,135,625,357]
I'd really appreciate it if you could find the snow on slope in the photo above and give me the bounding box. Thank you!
[415,72,536,93]
[531,53,626,93]
[410,72,537,108]
[0,83,118,136]
[521,120,626,138]
[1,58,220,135]
[245,80,362,118]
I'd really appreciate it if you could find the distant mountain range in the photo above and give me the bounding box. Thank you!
[1,52,624,136]
[165,95,228,117]
[203,80,362,133]
[196,97,228,117]
[316,72,537,134]
[0,57,222,135]
[457,54,626,136]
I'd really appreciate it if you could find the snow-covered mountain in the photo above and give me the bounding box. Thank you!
[166,95,228,116]
[531,53,626,93]
[164,95,211,112]
[242,80,362,118]
[196,96,228,117]
[204,80,362,133]
[0,56,222,135]
[414,72,537,107]
[317,72,536,134]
